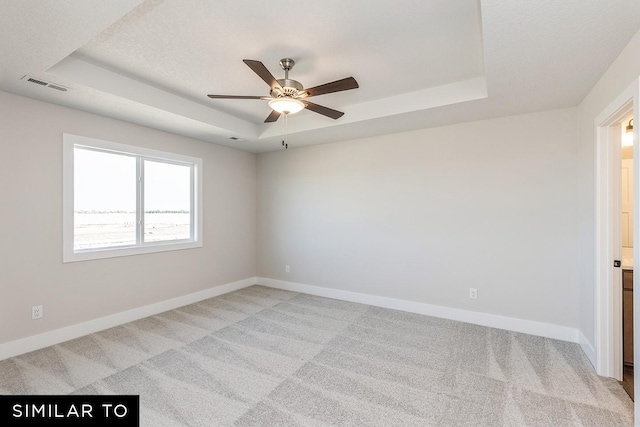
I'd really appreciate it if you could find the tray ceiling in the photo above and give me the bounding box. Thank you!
[1,0,639,152]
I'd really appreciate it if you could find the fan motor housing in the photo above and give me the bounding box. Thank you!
[271,78,304,98]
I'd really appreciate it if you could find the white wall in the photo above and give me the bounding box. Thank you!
[0,90,257,345]
[577,29,640,349]
[257,108,579,328]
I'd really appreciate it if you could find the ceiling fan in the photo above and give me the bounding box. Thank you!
[207,58,359,123]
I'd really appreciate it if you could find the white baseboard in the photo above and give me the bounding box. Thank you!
[1,276,587,362]
[257,277,580,343]
[0,277,257,361]
[578,330,597,370]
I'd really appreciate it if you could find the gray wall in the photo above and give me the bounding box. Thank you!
[0,91,257,344]
[257,108,580,328]
[3,26,640,352]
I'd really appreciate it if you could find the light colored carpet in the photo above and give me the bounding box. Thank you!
[0,285,633,426]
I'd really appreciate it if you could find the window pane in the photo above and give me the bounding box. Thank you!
[74,148,137,250]
[144,160,191,242]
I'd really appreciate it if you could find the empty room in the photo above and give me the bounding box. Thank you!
[2,1,640,425]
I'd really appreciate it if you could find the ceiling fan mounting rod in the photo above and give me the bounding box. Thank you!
[279,58,295,80]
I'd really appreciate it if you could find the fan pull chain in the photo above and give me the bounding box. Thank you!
[281,113,288,149]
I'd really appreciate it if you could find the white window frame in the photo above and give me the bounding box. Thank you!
[63,133,203,262]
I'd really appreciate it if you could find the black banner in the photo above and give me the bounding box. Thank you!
[0,395,139,426]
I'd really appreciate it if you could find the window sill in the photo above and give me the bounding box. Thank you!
[62,240,202,263]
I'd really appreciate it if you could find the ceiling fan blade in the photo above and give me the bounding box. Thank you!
[243,59,283,90]
[264,110,281,123]
[207,95,269,99]
[302,101,344,119]
[304,77,359,98]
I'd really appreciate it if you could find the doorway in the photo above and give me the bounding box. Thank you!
[595,79,638,396]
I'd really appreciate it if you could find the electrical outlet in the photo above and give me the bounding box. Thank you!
[469,288,478,299]
[32,305,43,320]
[285,265,290,273]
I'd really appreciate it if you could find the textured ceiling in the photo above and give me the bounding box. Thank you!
[0,0,639,152]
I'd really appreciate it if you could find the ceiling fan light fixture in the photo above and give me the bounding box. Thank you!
[269,98,304,115]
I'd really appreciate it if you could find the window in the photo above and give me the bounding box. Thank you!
[63,134,202,262]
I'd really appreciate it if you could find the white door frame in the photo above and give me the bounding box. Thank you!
[595,78,638,379]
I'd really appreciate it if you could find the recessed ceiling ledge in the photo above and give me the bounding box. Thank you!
[258,76,487,139]
[48,55,259,139]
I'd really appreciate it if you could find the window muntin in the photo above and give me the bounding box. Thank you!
[63,134,202,262]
